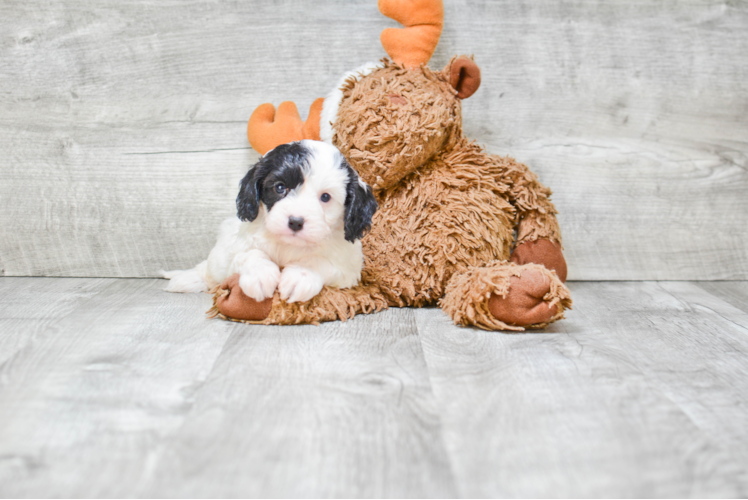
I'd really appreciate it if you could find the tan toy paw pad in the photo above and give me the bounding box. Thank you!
[487,269,559,327]
[510,239,568,283]
[214,273,273,321]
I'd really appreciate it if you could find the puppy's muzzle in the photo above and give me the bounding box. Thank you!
[288,216,305,232]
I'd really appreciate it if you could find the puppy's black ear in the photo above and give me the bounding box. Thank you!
[236,164,264,222]
[343,163,378,242]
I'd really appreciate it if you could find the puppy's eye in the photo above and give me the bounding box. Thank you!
[320,193,331,203]
[274,184,286,194]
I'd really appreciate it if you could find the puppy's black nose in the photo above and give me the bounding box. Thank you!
[288,216,305,232]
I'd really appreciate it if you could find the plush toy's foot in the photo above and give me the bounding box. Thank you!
[209,274,273,322]
[208,273,388,325]
[487,267,563,327]
[440,261,571,331]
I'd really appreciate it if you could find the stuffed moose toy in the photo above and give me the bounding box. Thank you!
[210,0,572,331]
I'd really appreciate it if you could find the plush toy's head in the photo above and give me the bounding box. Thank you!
[247,0,482,191]
[332,57,480,191]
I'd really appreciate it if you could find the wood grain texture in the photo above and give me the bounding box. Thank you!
[2,278,748,496]
[499,139,748,280]
[696,281,748,315]
[415,281,748,497]
[0,278,456,498]
[142,308,456,498]
[0,121,254,278]
[0,278,233,497]
[1,0,747,278]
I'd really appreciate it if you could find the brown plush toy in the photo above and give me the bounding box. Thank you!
[210,0,572,331]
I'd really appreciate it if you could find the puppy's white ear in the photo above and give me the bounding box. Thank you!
[343,164,378,242]
[237,165,263,222]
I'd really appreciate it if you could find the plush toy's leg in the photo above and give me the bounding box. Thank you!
[440,261,571,331]
[208,274,388,325]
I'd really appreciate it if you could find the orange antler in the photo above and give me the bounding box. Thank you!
[247,98,324,155]
[379,0,443,69]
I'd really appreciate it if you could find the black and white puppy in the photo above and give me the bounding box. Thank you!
[163,140,378,303]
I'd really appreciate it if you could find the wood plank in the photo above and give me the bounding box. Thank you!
[2,277,748,496]
[0,277,110,367]
[139,308,457,498]
[415,282,748,497]
[0,278,233,497]
[0,121,255,278]
[695,281,748,315]
[1,0,747,279]
[651,281,748,480]
[499,138,748,280]
[0,278,456,497]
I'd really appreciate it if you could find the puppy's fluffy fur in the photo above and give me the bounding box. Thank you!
[163,140,377,303]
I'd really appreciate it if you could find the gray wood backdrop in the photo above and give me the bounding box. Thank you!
[1,0,746,280]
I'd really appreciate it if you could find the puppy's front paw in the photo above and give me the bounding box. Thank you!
[278,266,324,303]
[239,260,280,301]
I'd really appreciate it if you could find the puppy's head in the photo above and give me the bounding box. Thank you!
[237,140,378,246]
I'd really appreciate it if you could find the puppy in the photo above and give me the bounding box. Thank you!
[163,140,378,303]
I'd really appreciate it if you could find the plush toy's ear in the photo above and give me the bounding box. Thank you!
[446,56,481,99]
[343,161,379,242]
[236,163,264,222]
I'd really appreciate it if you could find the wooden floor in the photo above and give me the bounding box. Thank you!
[1,278,747,498]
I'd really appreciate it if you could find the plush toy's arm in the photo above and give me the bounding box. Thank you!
[210,275,389,325]
[496,157,561,243]
[490,155,567,281]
